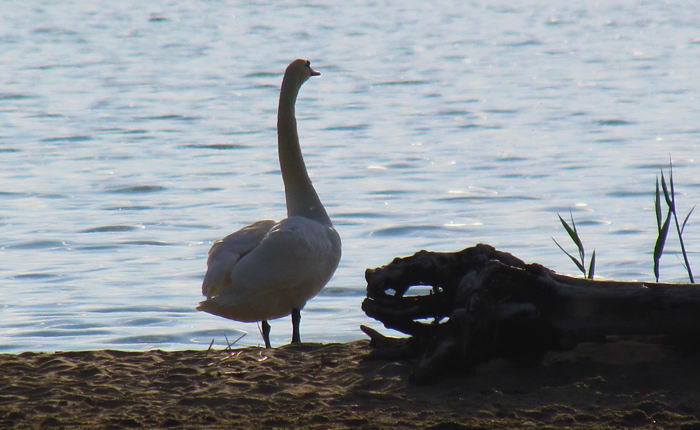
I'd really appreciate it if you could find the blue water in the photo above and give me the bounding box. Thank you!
[1,1,699,352]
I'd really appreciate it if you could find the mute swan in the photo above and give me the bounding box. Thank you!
[198,59,341,349]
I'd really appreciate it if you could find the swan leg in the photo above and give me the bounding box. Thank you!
[291,308,301,344]
[262,320,272,349]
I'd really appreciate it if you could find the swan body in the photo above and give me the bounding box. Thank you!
[198,59,341,348]
[200,216,340,322]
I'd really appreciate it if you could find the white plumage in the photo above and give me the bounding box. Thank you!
[197,59,341,348]
[200,217,340,322]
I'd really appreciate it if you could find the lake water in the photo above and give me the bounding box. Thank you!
[2,1,699,352]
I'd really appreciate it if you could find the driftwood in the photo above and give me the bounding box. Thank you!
[361,244,700,383]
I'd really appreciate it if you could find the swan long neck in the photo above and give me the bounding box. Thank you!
[277,75,331,225]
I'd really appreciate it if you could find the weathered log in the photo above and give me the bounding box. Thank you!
[361,244,700,383]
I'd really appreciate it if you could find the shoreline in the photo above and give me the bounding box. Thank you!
[1,339,699,429]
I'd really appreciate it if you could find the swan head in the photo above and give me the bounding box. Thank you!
[284,59,320,88]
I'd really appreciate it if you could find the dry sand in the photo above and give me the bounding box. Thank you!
[1,339,699,429]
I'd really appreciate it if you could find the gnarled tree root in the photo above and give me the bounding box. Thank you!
[362,244,700,383]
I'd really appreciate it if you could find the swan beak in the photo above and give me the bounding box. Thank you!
[310,68,320,77]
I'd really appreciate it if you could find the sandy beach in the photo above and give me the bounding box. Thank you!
[1,339,699,429]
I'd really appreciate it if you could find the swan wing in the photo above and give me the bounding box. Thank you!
[233,217,339,291]
[200,216,341,321]
[202,219,277,298]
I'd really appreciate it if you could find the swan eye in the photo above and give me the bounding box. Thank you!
[305,60,311,68]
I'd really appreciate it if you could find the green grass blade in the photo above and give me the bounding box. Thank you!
[660,171,673,208]
[655,177,662,231]
[587,250,596,279]
[681,205,695,235]
[553,237,585,275]
[569,210,579,235]
[669,159,676,205]
[653,209,672,282]
[681,260,692,280]
[569,211,586,263]
[558,213,584,257]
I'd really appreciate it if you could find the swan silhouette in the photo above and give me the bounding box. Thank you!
[198,59,341,348]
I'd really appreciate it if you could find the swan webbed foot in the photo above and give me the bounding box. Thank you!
[291,308,301,343]
[262,320,272,349]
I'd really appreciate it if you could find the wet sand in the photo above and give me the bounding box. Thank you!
[1,340,699,429]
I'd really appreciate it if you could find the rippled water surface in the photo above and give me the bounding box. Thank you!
[2,1,699,352]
